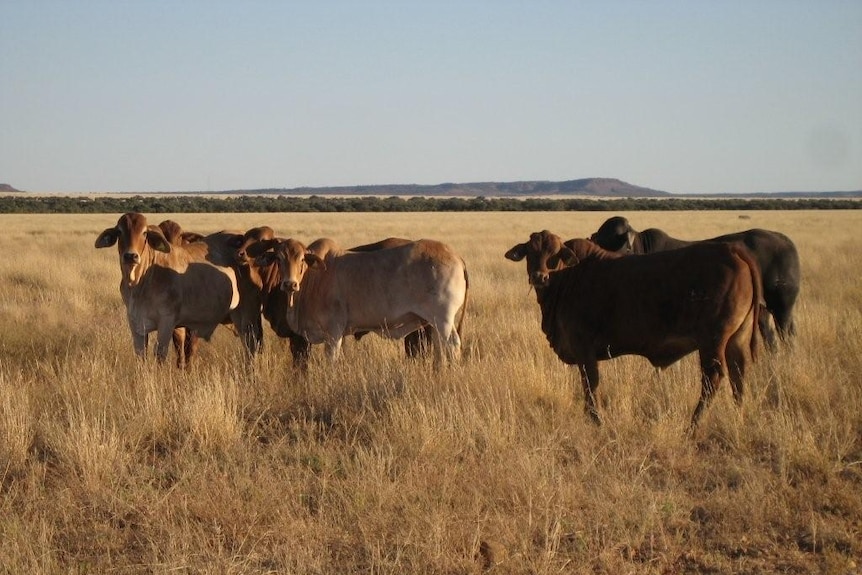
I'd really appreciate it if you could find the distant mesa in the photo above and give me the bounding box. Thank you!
[0,183,24,193]
[217,178,672,198]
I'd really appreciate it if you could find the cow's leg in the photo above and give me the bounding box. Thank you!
[132,331,148,360]
[429,318,460,368]
[241,321,263,359]
[691,350,725,431]
[725,347,746,407]
[403,327,428,359]
[577,362,601,425]
[289,334,311,372]
[772,306,796,343]
[185,329,200,367]
[758,306,778,351]
[154,324,174,364]
[172,328,187,369]
[324,336,343,361]
[446,326,462,364]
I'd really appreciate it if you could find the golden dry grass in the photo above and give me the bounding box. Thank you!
[1,210,860,574]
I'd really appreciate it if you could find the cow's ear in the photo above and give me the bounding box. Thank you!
[246,239,279,258]
[146,226,172,253]
[95,228,119,248]
[305,253,325,270]
[254,251,277,267]
[504,244,527,261]
[559,246,579,266]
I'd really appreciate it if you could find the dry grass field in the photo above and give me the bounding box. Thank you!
[1,210,860,574]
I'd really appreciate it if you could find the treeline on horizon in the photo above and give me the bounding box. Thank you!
[0,195,858,214]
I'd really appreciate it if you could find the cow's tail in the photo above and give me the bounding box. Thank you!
[736,244,763,361]
[456,260,469,338]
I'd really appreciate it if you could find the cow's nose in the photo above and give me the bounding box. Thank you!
[281,279,299,292]
[123,252,140,265]
[530,271,549,286]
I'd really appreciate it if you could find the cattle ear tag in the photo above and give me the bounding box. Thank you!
[95,228,119,248]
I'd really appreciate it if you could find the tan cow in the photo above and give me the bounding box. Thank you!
[95,213,240,364]
[249,237,468,366]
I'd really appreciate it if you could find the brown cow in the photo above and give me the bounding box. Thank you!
[95,213,240,364]
[229,226,311,367]
[249,237,468,366]
[506,231,762,429]
[590,216,799,347]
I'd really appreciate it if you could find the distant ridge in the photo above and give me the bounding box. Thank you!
[0,183,23,193]
[213,178,671,198]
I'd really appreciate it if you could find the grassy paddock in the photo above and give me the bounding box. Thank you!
[1,210,860,574]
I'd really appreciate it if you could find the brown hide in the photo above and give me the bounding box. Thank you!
[95,213,240,365]
[591,216,799,345]
[507,230,761,430]
[253,237,468,366]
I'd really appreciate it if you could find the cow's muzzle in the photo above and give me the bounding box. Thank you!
[280,279,300,306]
[529,271,549,287]
[123,252,141,265]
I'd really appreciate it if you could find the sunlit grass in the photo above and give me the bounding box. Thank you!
[0,210,859,573]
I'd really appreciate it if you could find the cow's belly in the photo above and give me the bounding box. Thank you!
[640,338,698,368]
[597,336,697,368]
[348,312,426,340]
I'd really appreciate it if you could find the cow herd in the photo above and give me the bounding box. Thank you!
[96,212,800,429]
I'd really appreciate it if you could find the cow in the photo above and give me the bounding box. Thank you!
[95,212,240,364]
[590,216,800,346]
[157,219,202,368]
[505,230,762,429]
[348,237,432,358]
[156,221,268,365]
[248,237,468,367]
[229,226,311,368]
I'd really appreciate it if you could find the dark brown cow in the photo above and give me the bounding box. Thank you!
[249,237,468,366]
[506,230,762,429]
[95,213,240,364]
[591,216,800,346]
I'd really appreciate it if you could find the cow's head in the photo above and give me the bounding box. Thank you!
[590,216,636,253]
[95,212,171,287]
[232,226,276,267]
[504,230,578,288]
[249,238,324,306]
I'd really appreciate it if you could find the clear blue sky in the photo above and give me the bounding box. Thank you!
[2,1,860,194]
